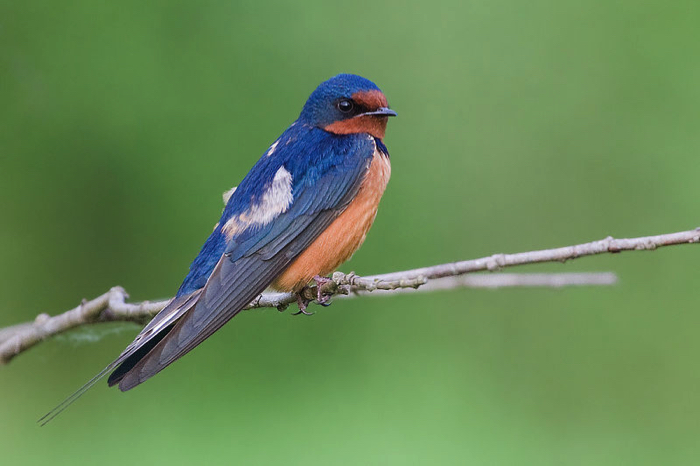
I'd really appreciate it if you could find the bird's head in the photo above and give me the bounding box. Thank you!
[299,74,396,139]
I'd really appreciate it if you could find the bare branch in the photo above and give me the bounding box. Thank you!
[366,228,700,282]
[352,272,619,295]
[1,227,697,365]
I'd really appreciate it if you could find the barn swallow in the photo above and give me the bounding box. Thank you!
[41,73,396,424]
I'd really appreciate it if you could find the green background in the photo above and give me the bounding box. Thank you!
[2,1,699,464]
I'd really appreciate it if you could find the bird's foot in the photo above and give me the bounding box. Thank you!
[292,293,314,316]
[292,275,335,315]
[313,275,334,306]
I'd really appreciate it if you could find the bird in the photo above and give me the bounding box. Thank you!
[40,73,396,424]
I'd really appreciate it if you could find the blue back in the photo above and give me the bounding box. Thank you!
[177,123,375,296]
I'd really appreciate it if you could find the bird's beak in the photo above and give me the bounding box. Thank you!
[361,107,398,117]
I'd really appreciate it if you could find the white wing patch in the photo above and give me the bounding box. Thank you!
[266,140,279,157]
[222,186,237,205]
[222,166,293,240]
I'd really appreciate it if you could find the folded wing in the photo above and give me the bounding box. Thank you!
[114,146,374,390]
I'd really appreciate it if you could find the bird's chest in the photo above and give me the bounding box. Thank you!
[272,149,391,292]
[334,149,391,250]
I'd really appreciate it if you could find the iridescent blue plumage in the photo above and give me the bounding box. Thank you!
[178,75,385,296]
[40,74,395,424]
[178,124,376,295]
[299,74,382,126]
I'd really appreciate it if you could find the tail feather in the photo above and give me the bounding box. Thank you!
[39,359,125,426]
[107,324,173,387]
[39,289,201,425]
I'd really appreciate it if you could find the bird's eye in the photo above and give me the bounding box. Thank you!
[336,99,354,113]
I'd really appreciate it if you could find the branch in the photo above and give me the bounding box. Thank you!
[1,227,697,365]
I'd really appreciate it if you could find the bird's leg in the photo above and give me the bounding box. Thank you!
[313,275,334,306]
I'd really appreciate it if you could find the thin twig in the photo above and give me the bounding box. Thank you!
[349,272,619,295]
[1,227,697,365]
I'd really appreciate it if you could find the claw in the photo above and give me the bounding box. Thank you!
[292,293,314,316]
[313,275,334,306]
[291,275,335,315]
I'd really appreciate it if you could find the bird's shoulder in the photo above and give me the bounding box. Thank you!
[228,123,375,211]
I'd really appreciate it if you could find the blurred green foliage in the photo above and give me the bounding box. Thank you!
[1,1,699,464]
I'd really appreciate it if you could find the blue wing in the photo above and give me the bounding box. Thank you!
[109,124,376,390]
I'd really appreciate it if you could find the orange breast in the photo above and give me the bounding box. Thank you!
[272,149,391,292]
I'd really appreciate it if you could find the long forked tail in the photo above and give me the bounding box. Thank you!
[38,290,201,425]
[38,360,126,426]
